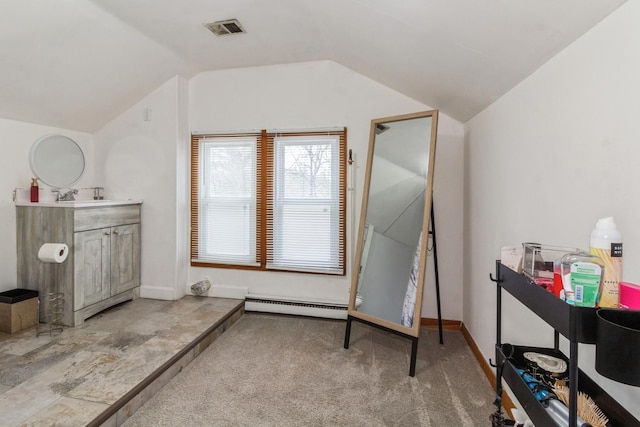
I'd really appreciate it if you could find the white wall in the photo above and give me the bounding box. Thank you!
[189,61,465,319]
[175,76,190,300]
[0,60,464,323]
[465,2,640,417]
[0,118,93,292]
[94,76,188,300]
[427,111,465,320]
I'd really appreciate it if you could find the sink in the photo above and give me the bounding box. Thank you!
[54,199,140,208]
[15,199,142,208]
[57,199,112,204]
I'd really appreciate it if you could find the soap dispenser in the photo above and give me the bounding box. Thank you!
[30,178,39,203]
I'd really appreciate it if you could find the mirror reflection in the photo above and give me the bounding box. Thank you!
[29,134,85,188]
[349,111,438,336]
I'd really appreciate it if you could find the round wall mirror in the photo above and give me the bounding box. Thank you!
[29,134,85,187]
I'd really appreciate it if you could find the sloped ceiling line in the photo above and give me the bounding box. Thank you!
[0,0,626,132]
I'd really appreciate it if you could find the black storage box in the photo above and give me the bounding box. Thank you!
[0,289,39,334]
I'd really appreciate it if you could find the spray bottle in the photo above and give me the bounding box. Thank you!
[590,217,622,308]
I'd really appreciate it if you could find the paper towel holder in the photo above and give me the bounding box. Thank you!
[36,243,68,335]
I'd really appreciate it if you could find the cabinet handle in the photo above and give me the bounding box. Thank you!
[113,230,119,235]
[104,231,110,235]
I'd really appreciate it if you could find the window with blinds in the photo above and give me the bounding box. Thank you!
[191,128,346,275]
[191,133,262,267]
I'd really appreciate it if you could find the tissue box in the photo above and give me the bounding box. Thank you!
[501,246,523,273]
[0,289,39,334]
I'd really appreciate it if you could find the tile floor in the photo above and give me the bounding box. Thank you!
[0,296,244,427]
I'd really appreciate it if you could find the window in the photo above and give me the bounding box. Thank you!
[191,129,346,275]
[192,134,261,266]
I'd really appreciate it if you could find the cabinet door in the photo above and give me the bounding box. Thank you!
[74,228,110,309]
[110,223,140,296]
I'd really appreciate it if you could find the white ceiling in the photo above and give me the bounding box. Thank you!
[0,0,625,132]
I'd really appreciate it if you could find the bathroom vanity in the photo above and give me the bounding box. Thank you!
[16,200,142,326]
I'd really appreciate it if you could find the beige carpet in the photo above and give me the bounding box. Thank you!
[123,313,495,426]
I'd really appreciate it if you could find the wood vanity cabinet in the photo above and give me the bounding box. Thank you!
[16,204,141,326]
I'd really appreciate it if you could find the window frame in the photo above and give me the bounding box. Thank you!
[191,128,346,276]
[196,135,260,266]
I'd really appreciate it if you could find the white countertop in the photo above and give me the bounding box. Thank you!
[15,199,143,208]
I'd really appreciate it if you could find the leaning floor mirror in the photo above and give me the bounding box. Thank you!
[344,110,438,376]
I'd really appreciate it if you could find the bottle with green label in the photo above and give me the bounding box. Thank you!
[560,251,605,307]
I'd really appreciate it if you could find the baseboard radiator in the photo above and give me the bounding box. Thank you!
[244,295,348,320]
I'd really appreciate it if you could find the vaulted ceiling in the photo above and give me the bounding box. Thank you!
[0,0,625,132]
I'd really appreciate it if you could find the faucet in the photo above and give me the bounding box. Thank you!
[53,189,78,201]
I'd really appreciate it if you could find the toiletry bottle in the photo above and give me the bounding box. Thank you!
[30,178,39,203]
[590,217,622,308]
[560,251,605,307]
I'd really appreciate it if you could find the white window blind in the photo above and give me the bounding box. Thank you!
[192,135,260,266]
[267,134,345,274]
[191,129,345,275]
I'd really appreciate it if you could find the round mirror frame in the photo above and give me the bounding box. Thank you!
[29,134,85,188]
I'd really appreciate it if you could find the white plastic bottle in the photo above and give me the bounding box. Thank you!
[590,217,623,307]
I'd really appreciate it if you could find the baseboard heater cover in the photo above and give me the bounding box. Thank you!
[245,296,347,320]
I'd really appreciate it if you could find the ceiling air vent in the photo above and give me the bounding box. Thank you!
[204,19,246,36]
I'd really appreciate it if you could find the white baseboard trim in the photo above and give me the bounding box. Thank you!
[140,286,176,300]
[245,294,348,320]
[208,284,248,299]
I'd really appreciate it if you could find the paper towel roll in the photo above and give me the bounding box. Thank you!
[38,243,69,263]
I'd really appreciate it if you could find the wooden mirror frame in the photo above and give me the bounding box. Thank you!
[346,110,438,339]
